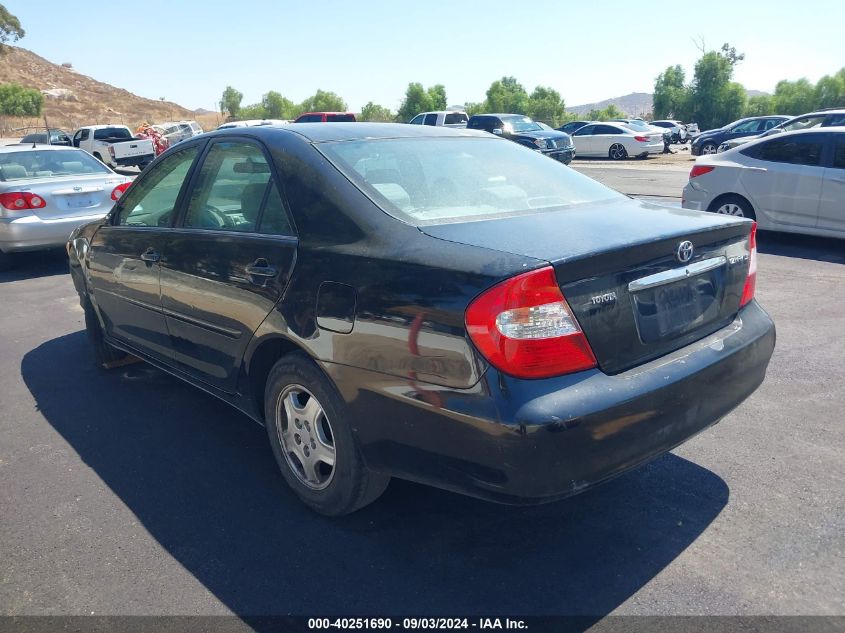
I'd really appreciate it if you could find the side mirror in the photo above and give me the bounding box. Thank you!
[491,128,503,136]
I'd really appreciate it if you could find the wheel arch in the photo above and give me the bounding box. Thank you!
[245,334,314,422]
[707,192,755,217]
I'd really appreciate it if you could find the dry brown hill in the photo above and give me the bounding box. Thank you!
[0,46,220,135]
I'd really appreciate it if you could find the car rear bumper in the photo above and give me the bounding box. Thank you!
[327,301,775,503]
[0,212,107,252]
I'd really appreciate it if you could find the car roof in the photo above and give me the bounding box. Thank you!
[734,125,845,149]
[0,144,84,153]
[207,122,491,143]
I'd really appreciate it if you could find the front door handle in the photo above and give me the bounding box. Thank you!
[140,248,160,263]
[246,258,277,278]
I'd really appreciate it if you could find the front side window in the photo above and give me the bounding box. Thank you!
[319,136,623,226]
[80,129,90,141]
[116,146,199,226]
[573,125,596,136]
[753,137,823,166]
[731,120,763,134]
[423,113,438,126]
[409,114,424,125]
[184,141,275,232]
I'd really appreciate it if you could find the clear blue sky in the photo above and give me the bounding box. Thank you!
[7,0,845,113]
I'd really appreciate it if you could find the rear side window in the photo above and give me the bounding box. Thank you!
[184,141,275,232]
[326,114,355,122]
[259,182,294,236]
[832,141,845,169]
[444,113,468,125]
[595,125,621,135]
[297,114,322,122]
[751,137,823,166]
[93,127,132,140]
[824,114,845,127]
[117,146,198,226]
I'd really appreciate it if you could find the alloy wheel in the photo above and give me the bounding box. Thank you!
[275,384,336,490]
[701,143,717,154]
[716,202,745,217]
[609,143,627,160]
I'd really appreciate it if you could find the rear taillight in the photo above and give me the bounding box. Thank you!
[0,192,47,211]
[634,135,649,142]
[465,266,597,379]
[740,222,757,307]
[108,145,116,158]
[111,182,131,201]
[689,165,715,179]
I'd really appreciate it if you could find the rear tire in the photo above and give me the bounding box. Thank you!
[608,143,628,160]
[82,296,128,367]
[264,353,389,516]
[709,194,756,220]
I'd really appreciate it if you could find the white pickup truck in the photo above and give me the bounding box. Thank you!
[72,125,155,170]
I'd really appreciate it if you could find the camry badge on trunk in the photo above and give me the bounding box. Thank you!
[676,240,694,263]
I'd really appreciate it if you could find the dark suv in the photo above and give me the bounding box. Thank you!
[467,114,575,164]
[19,129,73,146]
[691,116,790,155]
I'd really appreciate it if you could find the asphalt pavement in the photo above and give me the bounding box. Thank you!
[0,164,843,620]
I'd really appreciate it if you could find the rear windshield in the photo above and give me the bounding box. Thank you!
[318,136,622,226]
[0,149,110,180]
[444,112,468,125]
[93,127,132,140]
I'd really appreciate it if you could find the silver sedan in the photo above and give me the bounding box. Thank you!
[0,145,131,270]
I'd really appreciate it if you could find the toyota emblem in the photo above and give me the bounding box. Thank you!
[676,240,694,263]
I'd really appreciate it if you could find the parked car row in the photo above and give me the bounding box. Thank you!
[684,126,845,239]
[717,108,845,152]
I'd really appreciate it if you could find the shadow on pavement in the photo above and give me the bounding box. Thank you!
[0,248,68,283]
[23,331,729,618]
[757,230,844,264]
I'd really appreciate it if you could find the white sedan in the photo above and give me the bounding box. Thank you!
[682,127,844,239]
[571,122,664,160]
[0,144,131,270]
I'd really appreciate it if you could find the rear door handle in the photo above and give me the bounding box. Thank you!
[246,258,277,278]
[140,248,160,263]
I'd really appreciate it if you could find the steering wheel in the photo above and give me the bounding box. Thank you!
[198,204,228,228]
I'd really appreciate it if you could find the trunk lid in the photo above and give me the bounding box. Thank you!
[30,174,127,220]
[422,198,753,374]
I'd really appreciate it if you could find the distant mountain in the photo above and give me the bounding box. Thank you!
[567,92,654,118]
[567,90,771,118]
[0,47,218,134]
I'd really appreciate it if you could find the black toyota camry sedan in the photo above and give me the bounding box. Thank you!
[67,123,775,516]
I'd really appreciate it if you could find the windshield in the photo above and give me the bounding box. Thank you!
[783,116,825,132]
[502,116,543,133]
[93,127,132,140]
[318,137,623,226]
[0,149,110,180]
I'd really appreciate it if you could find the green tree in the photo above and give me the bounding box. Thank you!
[238,103,267,119]
[397,82,448,122]
[653,65,687,119]
[526,86,566,126]
[744,94,775,116]
[298,89,347,114]
[772,78,817,115]
[262,90,295,119]
[0,83,42,116]
[589,104,625,121]
[219,86,243,117]
[360,102,394,122]
[464,101,485,116]
[814,68,845,109]
[484,76,528,114]
[0,4,24,52]
[427,84,447,111]
[689,44,746,129]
